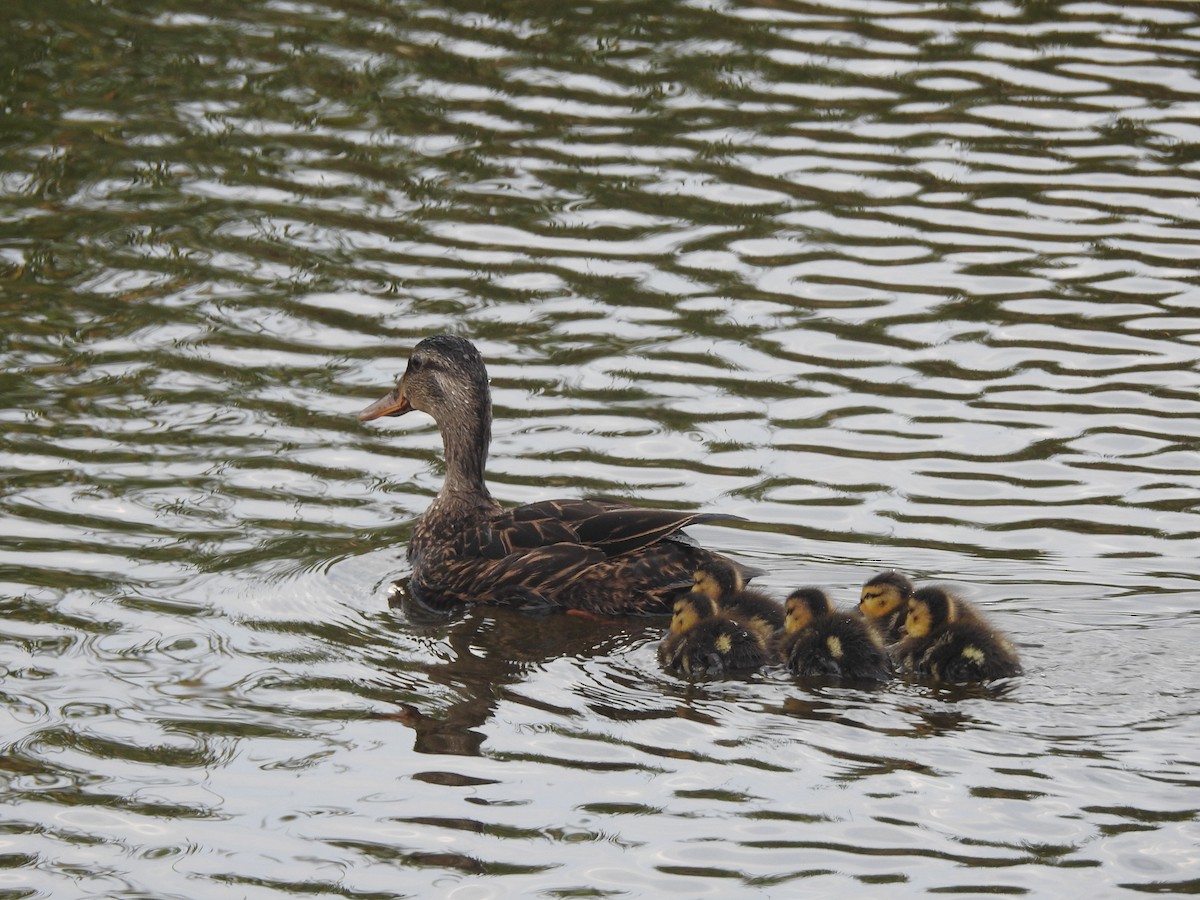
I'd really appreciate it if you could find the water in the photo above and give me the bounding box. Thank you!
[3,0,1200,896]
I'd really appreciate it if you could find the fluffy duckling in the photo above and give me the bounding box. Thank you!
[858,570,915,643]
[892,586,1021,682]
[692,558,785,643]
[658,590,769,678]
[774,588,892,681]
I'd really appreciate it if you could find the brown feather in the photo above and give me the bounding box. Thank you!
[362,335,755,615]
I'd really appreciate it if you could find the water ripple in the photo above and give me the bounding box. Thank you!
[3,0,1200,896]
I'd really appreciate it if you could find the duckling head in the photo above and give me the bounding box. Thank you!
[783,588,833,634]
[859,570,913,621]
[692,558,743,603]
[904,586,956,638]
[670,590,719,635]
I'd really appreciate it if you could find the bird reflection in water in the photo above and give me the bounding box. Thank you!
[375,579,659,756]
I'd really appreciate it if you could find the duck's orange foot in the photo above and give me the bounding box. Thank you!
[565,608,621,625]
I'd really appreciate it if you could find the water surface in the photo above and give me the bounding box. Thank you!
[3,0,1200,896]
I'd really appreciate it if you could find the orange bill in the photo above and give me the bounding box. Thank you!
[358,386,412,421]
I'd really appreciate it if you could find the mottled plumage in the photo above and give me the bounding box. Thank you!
[892,586,1021,682]
[658,591,769,677]
[775,588,891,681]
[359,335,755,614]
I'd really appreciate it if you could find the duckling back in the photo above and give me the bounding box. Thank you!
[659,617,769,677]
[777,612,892,682]
[718,586,785,642]
[902,622,1021,682]
[658,590,769,678]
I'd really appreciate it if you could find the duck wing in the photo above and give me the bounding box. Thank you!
[571,507,737,557]
[411,499,755,613]
[477,499,743,560]
[479,543,608,611]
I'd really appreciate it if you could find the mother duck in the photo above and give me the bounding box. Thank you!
[358,334,757,615]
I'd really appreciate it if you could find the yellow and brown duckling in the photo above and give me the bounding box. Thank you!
[658,590,770,678]
[859,570,916,643]
[892,586,1021,682]
[774,588,892,682]
[692,558,785,643]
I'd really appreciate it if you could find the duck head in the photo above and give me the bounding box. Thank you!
[359,334,492,432]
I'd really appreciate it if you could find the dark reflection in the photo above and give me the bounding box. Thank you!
[412,770,499,787]
[774,692,893,728]
[0,738,218,821]
[372,578,662,756]
[771,677,1017,743]
[319,839,555,877]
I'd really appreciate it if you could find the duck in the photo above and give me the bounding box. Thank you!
[774,588,892,681]
[658,590,769,677]
[858,570,916,643]
[358,334,758,615]
[892,586,1021,682]
[691,558,785,642]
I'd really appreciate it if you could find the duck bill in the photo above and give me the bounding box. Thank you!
[358,386,412,422]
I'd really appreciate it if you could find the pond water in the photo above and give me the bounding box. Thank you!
[3,0,1200,896]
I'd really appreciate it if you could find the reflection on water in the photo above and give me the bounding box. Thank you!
[375,587,666,757]
[4,0,1200,895]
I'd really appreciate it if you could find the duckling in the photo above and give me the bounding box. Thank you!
[892,586,1021,682]
[658,590,769,678]
[858,570,915,643]
[693,558,785,643]
[774,588,892,681]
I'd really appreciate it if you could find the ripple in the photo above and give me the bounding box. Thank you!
[3,0,1200,896]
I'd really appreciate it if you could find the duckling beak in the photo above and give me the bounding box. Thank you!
[358,386,412,422]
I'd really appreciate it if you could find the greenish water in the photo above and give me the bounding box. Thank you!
[3,1,1200,897]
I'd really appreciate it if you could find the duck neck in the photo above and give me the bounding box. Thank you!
[434,394,494,510]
